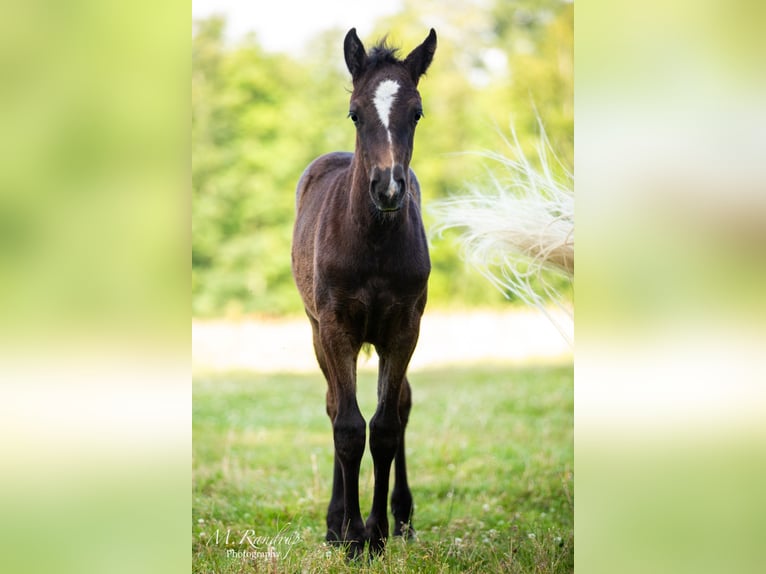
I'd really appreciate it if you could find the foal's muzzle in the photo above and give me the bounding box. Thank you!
[370,164,407,212]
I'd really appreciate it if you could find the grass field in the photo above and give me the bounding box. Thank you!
[192,363,573,573]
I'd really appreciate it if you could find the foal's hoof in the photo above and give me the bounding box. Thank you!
[368,539,386,558]
[393,521,417,541]
[325,530,340,545]
[344,539,365,561]
[365,516,389,558]
[326,528,366,560]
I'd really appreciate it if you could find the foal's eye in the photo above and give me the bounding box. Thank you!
[348,111,359,125]
[413,110,424,125]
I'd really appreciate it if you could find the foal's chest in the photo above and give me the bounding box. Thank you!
[341,251,428,302]
[319,232,429,308]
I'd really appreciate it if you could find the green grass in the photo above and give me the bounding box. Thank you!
[193,363,573,573]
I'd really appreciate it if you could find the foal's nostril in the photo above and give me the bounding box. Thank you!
[370,166,381,187]
[393,164,406,193]
[370,168,391,193]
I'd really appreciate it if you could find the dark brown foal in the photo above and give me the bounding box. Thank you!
[291,28,436,559]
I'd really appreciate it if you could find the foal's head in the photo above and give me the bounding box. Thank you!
[344,28,437,213]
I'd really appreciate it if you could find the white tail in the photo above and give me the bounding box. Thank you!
[430,119,574,344]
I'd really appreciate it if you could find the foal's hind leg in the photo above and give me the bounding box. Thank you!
[391,376,415,539]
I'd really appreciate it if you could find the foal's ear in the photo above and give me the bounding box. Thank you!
[344,28,368,81]
[404,28,437,84]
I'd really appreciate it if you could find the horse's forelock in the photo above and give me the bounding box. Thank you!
[366,40,402,70]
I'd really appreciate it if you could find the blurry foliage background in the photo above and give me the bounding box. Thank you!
[192,0,573,317]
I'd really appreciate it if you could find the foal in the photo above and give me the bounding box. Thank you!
[291,28,437,558]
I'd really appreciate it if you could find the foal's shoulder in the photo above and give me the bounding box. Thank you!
[296,152,354,208]
[302,152,353,179]
[408,167,423,207]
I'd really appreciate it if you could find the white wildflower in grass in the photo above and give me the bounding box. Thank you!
[527,532,537,540]
[430,117,573,345]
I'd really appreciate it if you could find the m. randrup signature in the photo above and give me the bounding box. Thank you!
[207,525,301,554]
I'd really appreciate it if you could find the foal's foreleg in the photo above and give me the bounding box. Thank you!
[310,317,345,544]
[366,387,401,555]
[332,395,366,559]
[319,321,366,559]
[366,345,417,556]
[325,423,345,544]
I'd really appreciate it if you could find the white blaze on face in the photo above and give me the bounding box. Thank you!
[373,79,401,197]
[373,79,400,132]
